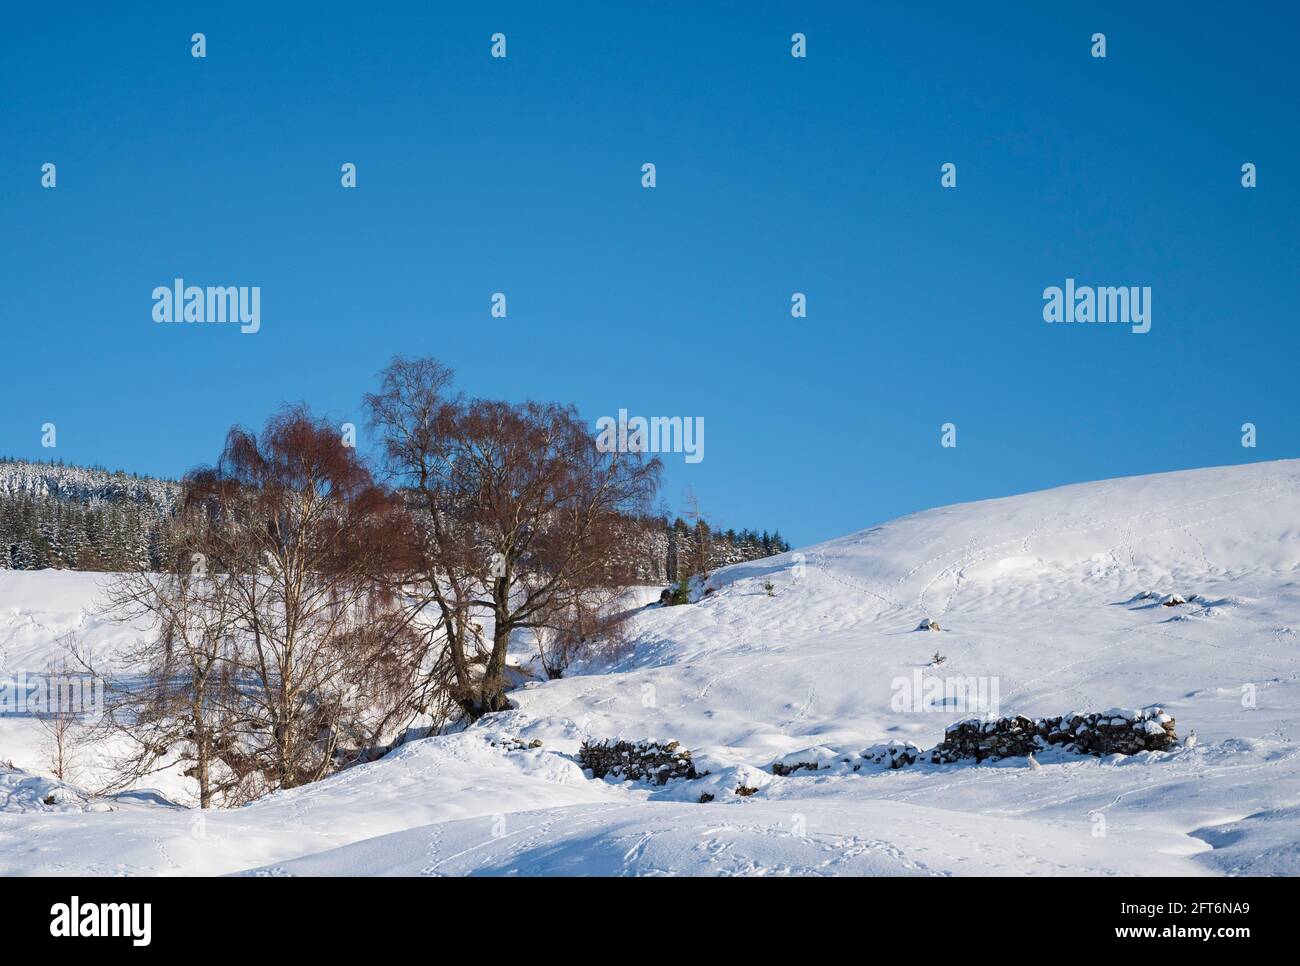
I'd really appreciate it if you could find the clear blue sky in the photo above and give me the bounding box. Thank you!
[2,2,1296,547]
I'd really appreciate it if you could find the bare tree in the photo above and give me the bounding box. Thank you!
[91,427,429,806]
[532,586,633,679]
[183,406,418,792]
[36,663,83,784]
[367,357,661,718]
[364,358,487,720]
[93,546,248,808]
[682,487,714,586]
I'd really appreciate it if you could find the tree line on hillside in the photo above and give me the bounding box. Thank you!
[658,517,791,583]
[0,495,171,571]
[0,460,786,579]
[64,357,790,808]
[0,459,178,572]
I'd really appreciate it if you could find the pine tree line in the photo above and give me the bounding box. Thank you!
[651,517,793,583]
[0,458,178,572]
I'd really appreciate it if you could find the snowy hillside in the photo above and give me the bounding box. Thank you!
[3,459,1300,876]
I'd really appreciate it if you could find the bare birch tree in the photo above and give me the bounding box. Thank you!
[367,357,661,717]
[94,560,247,807]
[182,406,419,792]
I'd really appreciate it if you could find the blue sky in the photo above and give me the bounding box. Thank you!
[2,2,1297,547]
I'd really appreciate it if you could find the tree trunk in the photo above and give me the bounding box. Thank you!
[475,620,513,716]
[196,751,211,809]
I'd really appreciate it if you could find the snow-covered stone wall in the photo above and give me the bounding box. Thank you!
[578,739,698,784]
[932,707,1178,763]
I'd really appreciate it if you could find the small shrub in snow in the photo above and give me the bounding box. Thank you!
[662,578,692,607]
[578,739,697,785]
[763,579,775,597]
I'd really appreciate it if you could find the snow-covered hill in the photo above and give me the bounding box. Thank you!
[3,459,1300,876]
[0,458,180,509]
